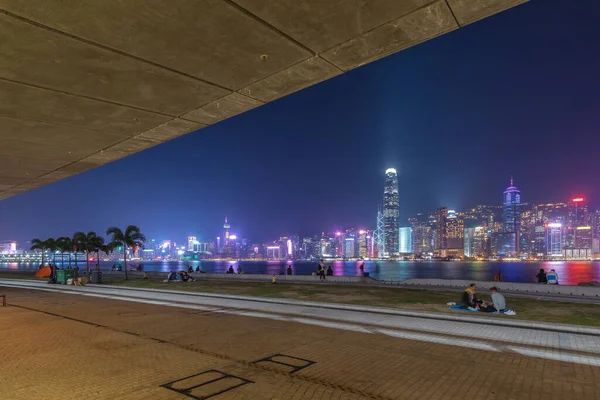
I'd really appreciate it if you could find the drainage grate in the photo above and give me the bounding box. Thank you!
[161,369,253,399]
[252,354,316,374]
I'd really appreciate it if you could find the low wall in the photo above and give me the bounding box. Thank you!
[102,271,370,284]
[388,278,600,297]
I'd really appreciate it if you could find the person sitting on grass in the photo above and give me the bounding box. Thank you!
[461,283,480,310]
[479,287,506,313]
[181,271,194,282]
[166,271,177,282]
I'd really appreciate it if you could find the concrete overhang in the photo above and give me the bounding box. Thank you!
[0,0,526,199]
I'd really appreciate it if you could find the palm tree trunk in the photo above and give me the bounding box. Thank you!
[85,251,90,275]
[41,248,45,266]
[123,246,128,280]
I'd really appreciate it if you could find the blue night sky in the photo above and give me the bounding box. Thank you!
[1,0,599,245]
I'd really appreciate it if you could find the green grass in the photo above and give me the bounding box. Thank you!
[3,271,600,327]
[102,276,600,327]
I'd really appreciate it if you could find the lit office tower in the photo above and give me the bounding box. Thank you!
[383,168,399,256]
[594,210,600,253]
[503,178,521,254]
[436,207,448,250]
[187,236,197,252]
[464,227,487,258]
[546,223,563,257]
[344,237,355,258]
[374,207,385,257]
[568,197,589,247]
[445,210,465,251]
[399,227,413,254]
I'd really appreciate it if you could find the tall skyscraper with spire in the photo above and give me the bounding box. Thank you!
[383,168,399,256]
[223,215,231,241]
[502,177,521,255]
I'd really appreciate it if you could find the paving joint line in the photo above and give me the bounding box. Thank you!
[9,302,391,400]
[84,283,600,337]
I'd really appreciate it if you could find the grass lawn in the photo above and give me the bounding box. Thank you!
[103,275,600,327]
[3,271,600,327]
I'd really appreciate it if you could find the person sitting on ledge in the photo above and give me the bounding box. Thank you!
[461,283,480,309]
[546,269,559,285]
[287,265,293,275]
[479,287,506,313]
[227,265,234,274]
[188,265,193,273]
[326,265,333,276]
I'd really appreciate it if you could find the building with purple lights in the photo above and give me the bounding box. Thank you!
[502,178,521,256]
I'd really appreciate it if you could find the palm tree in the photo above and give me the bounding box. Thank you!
[30,238,48,266]
[45,238,58,265]
[56,236,73,268]
[90,235,106,271]
[74,231,102,275]
[106,225,146,280]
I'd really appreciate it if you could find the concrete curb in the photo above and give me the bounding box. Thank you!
[2,278,600,336]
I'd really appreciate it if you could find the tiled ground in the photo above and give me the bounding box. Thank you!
[1,287,600,400]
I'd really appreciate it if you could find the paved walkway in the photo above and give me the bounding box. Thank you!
[1,280,600,399]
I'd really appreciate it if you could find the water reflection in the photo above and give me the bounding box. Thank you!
[2,260,600,285]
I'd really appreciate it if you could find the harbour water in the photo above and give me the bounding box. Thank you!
[2,260,600,286]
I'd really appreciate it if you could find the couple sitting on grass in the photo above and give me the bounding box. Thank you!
[458,283,516,315]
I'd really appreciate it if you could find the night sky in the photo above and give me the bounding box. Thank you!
[1,0,599,245]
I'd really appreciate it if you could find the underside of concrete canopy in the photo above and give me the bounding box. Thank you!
[0,0,526,199]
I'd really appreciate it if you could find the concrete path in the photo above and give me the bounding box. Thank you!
[2,278,600,365]
[2,280,600,400]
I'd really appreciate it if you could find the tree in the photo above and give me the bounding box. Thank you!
[106,225,146,280]
[74,232,102,275]
[56,237,73,268]
[30,238,48,266]
[45,238,58,265]
[90,235,106,271]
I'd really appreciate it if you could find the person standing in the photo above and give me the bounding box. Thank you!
[536,268,547,284]
[546,269,559,285]
[317,260,326,280]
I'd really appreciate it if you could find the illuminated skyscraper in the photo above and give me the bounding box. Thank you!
[568,197,589,247]
[223,215,231,240]
[399,227,413,254]
[445,210,464,250]
[546,223,563,256]
[594,210,600,253]
[344,237,355,258]
[374,206,385,257]
[436,207,448,250]
[503,178,521,255]
[383,168,399,256]
[464,227,487,258]
[187,236,197,252]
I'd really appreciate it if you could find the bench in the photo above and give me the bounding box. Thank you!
[0,294,5,307]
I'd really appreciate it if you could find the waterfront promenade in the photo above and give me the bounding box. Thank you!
[1,279,600,399]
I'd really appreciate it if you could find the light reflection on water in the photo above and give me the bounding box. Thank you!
[3,260,600,285]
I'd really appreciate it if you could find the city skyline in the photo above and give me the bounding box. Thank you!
[3,170,598,262]
[0,171,598,247]
[0,0,599,245]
